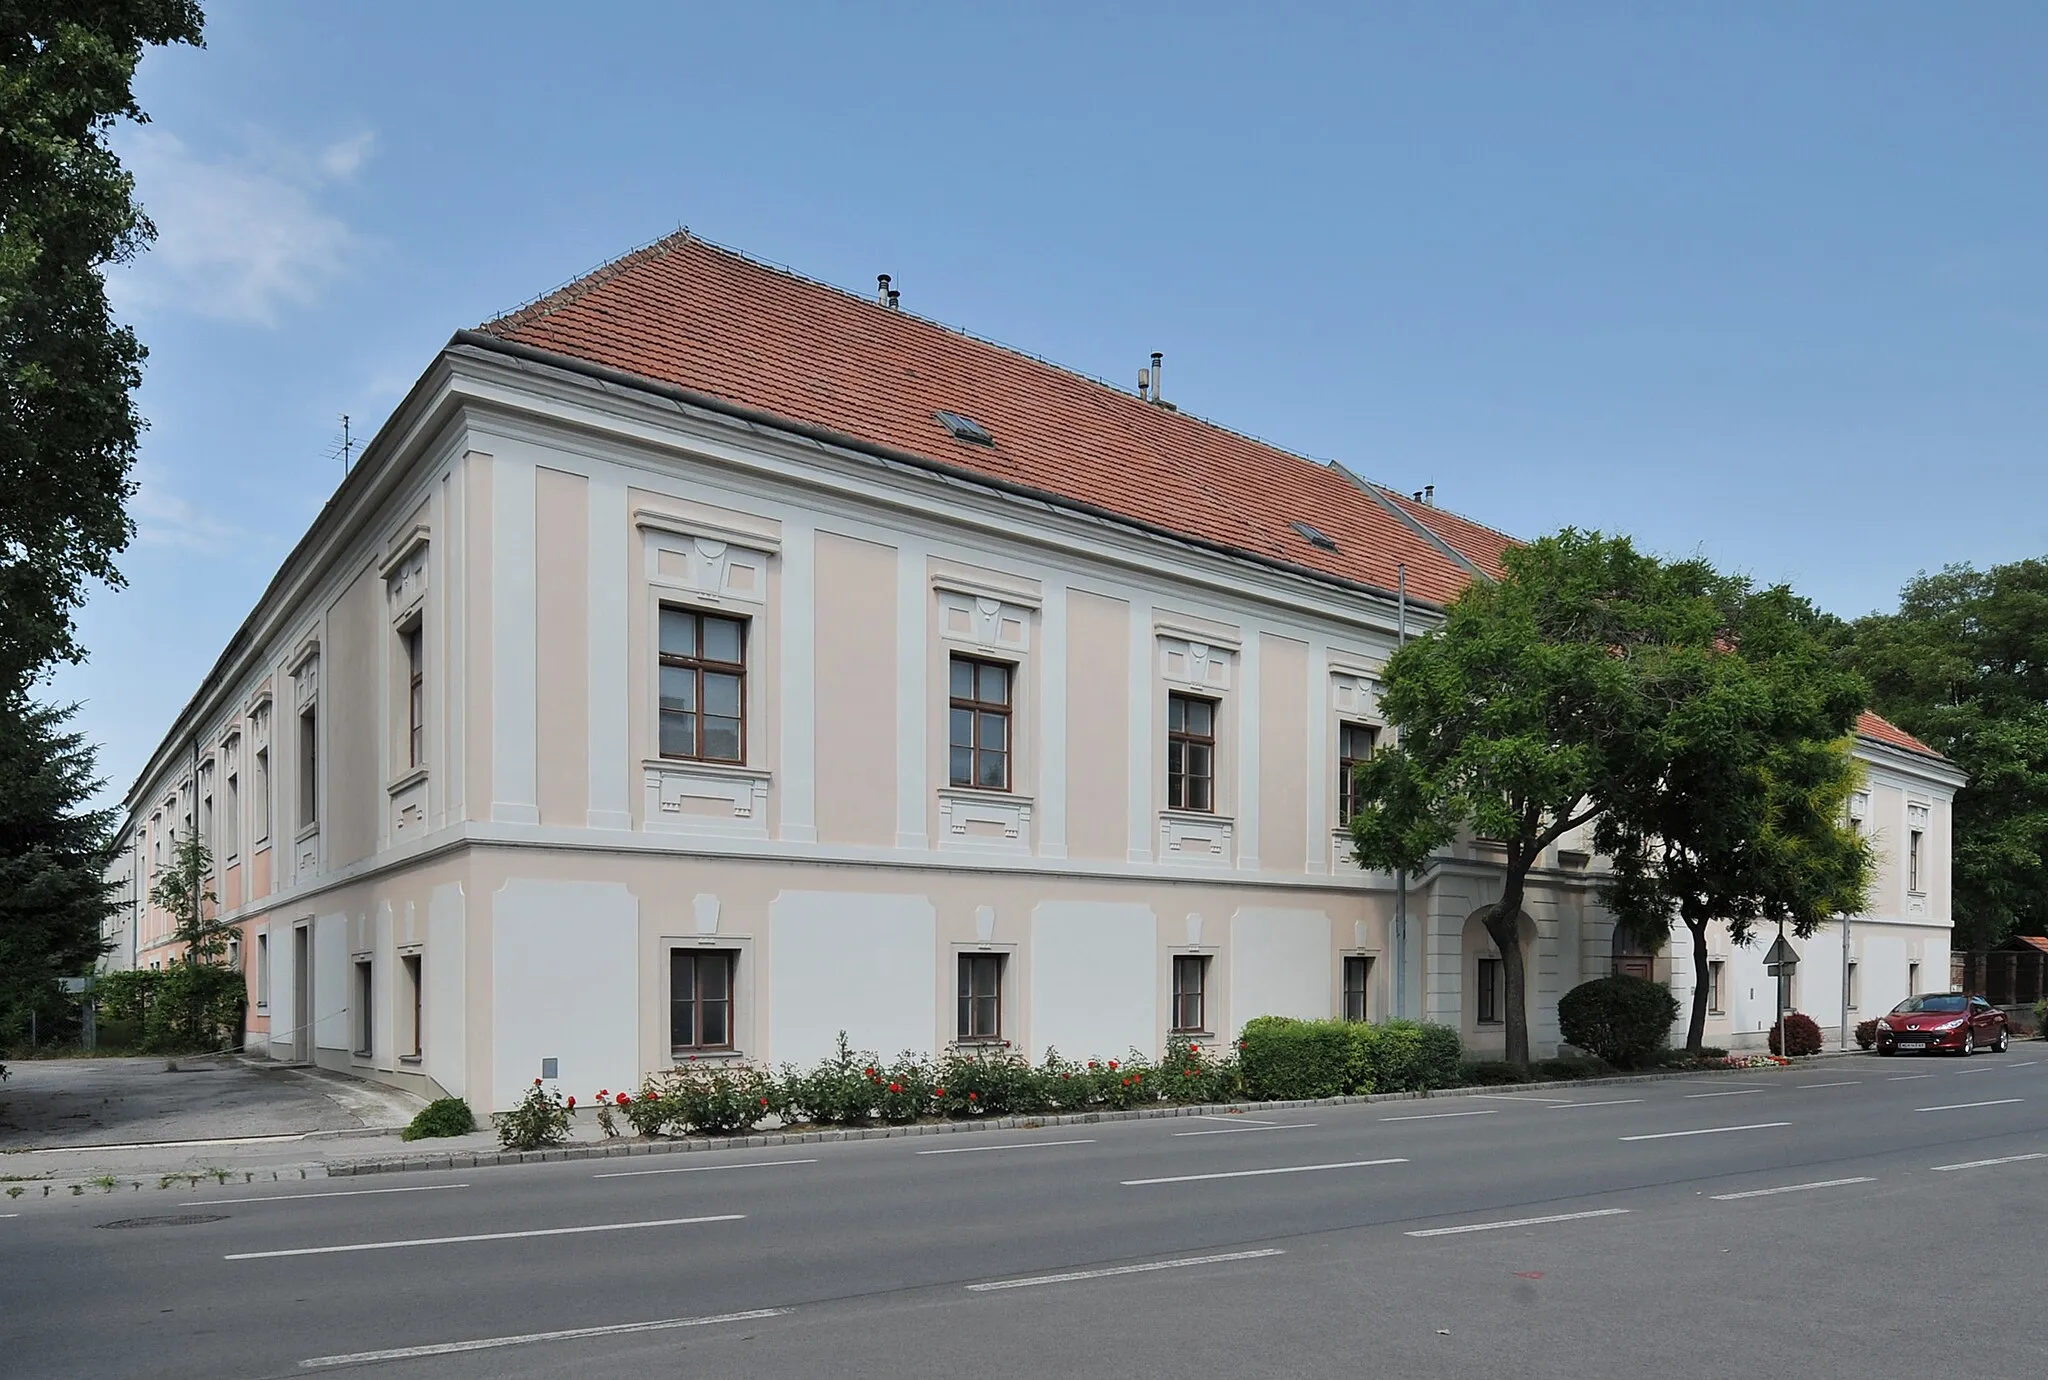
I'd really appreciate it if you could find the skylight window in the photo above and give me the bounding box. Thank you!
[1289,520,1338,552]
[934,410,994,446]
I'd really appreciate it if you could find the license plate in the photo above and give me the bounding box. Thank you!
[1897,1041,1927,1049]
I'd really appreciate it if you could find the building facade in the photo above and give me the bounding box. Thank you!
[117,236,1961,1107]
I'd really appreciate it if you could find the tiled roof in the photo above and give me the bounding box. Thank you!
[1855,710,1943,760]
[478,234,1950,769]
[479,233,1475,605]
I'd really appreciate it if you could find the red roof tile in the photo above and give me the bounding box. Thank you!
[1855,710,1942,760]
[1375,488,1518,581]
[479,234,1475,605]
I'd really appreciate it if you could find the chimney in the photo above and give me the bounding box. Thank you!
[887,288,900,310]
[1423,484,1435,505]
[1150,352,1164,406]
[1137,366,1150,402]
[876,274,892,307]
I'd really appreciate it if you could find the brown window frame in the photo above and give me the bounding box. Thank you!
[1337,722,1377,823]
[948,656,1013,792]
[1167,693,1216,813]
[404,624,425,769]
[657,609,748,765]
[1707,959,1725,1014]
[1171,953,1210,1033]
[670,948,738,1053]
[1476,956,1503,1025]
[1342,954,1373,1022]
[957,952,1005,1041]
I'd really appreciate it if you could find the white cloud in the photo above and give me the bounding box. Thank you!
[108,128,374,326]
[131,464,238,553]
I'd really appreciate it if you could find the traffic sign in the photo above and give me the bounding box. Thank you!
[1762,935,1800,974]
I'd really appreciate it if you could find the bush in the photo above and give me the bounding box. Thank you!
[1459,1059,1530,1086]
[1533,1055,1610,1080]
[670,1063,776,1135]
[1854,1019,1878,1050]
[1361,1019,1464,1092]
[1158,1035,1241,1104]
[1768,1012,1824,1057]
[401,1097,475,1141]
[95,966,247,1054]
[497,1080,571,1150]
[1557,976,1679,1069]
[1239,1017,1353,1100]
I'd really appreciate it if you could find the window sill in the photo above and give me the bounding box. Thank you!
[949,1038,1012,1052]
[296,822,320,843]
[1170,1030,1216,1041]
[387,767,429,796]
[645,757,768,782]
[256,1001,268,1011]
[671,1049,745,1064]
[398,1054,423,1066]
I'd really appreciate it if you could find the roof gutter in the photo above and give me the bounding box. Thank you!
[451,329,1443,619]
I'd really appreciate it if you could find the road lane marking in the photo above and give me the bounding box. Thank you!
[1932,1152,2048,1172]
[1710,1176,1875,1200]
[181,1184,469,1207]
[1193,1115,1277,1126]
[1378,1110,1500,1122]
[1915,1098,2023,1113]
[1406,1208,1629,1238]
[594,1158,817,1179]
[965,1248,1286,1291]
[225,1214,744,1260]
[916,1140,1095,1156]
[1620,1122,1790,1142]
[0,1213,17,1219]
[1469,1094,1577,1104]
[1548,1099,1643,1109]
[299,1308,791,1367]
[1797,1081,1861,1089]
[1174,1123,1318,1136]
[1123,1158,1407,1186]
[2004,1060,2039,1068]
[1685,1089,1764,1098]
[1886,1074,1936,1081]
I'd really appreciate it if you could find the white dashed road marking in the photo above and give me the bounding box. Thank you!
[226,1215,745,1261]
[1620,1122,1791,1142]
[1710,1177,1875,1200]
[1123,1158,1406,1186]
[1406,1208,1630,1238]
[1932,1152,2048,1172]
[299,1309,792,1367]
[1915,1099,2023,1113]
[965,1249,1286,1291]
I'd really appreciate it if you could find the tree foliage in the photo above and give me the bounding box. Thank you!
[0,1,204,688]
[0,695,115,1045]
[1836,559,2048,948]
[1349,530,1733,1065]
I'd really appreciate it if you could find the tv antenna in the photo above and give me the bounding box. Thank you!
[328,414,357,475]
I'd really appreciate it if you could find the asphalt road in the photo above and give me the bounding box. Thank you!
[6,1052,2045,1379]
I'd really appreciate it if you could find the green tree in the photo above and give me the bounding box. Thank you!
[1348,530,1728,1066]
[148,826,225,962]
[0,695,115,1046]
[1597,585,1872,1052]
[1838,560,2048,948]
[0,1,205,689]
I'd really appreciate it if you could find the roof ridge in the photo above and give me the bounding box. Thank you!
[484,229,694,333]
[1388,486,1522,546]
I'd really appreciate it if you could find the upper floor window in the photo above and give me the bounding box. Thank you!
[658,609,746,763]
[404,625,425,769]
[1337,722,1377,823]
[298,706,318,829]
[253,747,271,845]
[1167,693,1215,813]
[949,656,1012,791]
[1908,826,1924,893]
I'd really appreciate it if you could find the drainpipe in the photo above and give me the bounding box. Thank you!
[1393,564,1408,1021]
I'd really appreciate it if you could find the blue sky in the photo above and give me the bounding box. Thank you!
[61,2,2048,800]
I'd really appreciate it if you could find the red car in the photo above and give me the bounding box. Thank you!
[1875,993,2009,1056]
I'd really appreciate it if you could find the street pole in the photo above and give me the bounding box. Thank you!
[1393,564,1408,1021]
[1775,918,1787,1058]
[1840,913,1853,1053]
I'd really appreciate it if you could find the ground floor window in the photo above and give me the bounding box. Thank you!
[671,949,737,1052]
[1846,960,1859,1011]
[1476,957,1503,1025]
[401,953,423,1058]
[352,960,373,1056]
[1908,962,1920,996]
[1171,954,1209,1033]
[1342,955,1373,1022]
[256,932,270,1010]
[1707,960,1725,1014]
[958,953,1005,1041]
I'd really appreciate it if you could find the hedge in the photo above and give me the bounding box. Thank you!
[1557,976,1680,1069]
[1236,1017,1464,1101]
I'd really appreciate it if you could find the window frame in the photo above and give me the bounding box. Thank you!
[404,623,425,770]
[669,947,739,1053]
[256,932,270,1010]
[1170,953,1210,1034]
[298,706,319,830]
[252,746,271,845]
[1908,827,1924,894]
[1846,959,1859,1011]
[1336,722,1377,824]
[948,655,1014,793]
[1707,959,1725,1015]
[352,959,373,1058]
[656,607,749,765]
[1476,956,1503,1025]
[400,953,423,1060]
[957,951,1006,1042]
[1166,692,1217,814]
[1341,954,1373,1023]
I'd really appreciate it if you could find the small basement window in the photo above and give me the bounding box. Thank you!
[1289,520,1337,552]
[934,410,994,446]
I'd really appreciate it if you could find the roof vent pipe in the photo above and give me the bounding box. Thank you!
[876,274,892,307]
[1423,484,1435,505]
[1150,352,1163,407]
[1137,367,1150,402]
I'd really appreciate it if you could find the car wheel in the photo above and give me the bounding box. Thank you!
[1961,1030,1976,1057]
[1995,1028,2009,1054]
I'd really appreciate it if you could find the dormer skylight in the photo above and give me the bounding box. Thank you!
[1289,520,1338,552]
[934,410,994,446]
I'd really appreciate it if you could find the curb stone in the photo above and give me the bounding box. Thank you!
[327,1057,1837,1177]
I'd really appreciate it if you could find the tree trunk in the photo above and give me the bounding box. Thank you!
[1684,918,1710,1054]
[1488,867,1532,1068]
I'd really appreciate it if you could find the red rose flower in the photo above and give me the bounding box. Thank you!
[1088,1061,1098,1070]
[968,1091,977,1101]
[567,1096,576,1108]
[1109,1061,1119,1070]
[533,1077,543,1086]
[598,1089,610,1100]
[934,1087,945,1097]
[759,1097,769,1107]
[616,1092,630,1106]
[864,1067,875,1078]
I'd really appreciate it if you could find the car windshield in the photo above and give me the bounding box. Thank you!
[1894,994,1966,1014]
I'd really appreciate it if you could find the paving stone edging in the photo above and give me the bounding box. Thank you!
[328,1058,1846,1177]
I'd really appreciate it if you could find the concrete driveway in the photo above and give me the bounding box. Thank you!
[0,1055,420,1153]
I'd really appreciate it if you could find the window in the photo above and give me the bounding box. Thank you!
[227,935,241,971]
[957,953,1005,1041]
[401,954,423,1059]
[352,960,373,1057]
[1846,960,1859,1011]
[298,707,318,829]
[949,656,1012,791]
[253,748,270,844]
[404,625,425,769]
[1171,954,1209,1033]
[1707,960,1725,1014]
[223,772,239,859]
[1167,693,1216,813]
[200,789,213,863]
[1908,828,1923,893]
[670,949,737,1051]
[1342,955,1373,1022]
[1908,962,1920,995]
[1476,957,1503,1024]
[256,933,270,1010]
[1337,723,1377,823]
[658,609,746,763]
